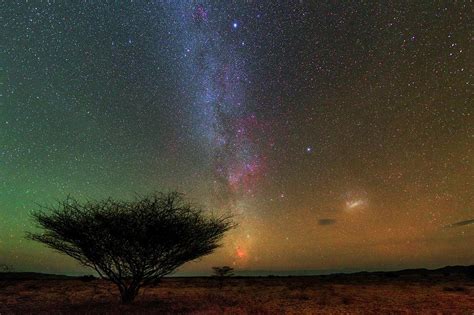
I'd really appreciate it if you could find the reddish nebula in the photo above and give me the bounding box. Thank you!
[192,4,208,22]
[236,246,247,259]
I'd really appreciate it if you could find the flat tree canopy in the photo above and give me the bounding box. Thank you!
[212,266,234,278]
[27,192,234,304]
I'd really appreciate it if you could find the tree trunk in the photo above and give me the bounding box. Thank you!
[120,285,140,304]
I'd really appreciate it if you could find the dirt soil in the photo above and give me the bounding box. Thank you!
[0,277,473,314]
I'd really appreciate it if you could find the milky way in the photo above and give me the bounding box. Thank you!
[162,3,268,263]
[1,1,472,274]
[170,4,263,206]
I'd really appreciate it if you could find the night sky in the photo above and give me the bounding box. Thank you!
[1,2,472,275]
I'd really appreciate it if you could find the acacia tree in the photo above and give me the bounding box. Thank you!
[212,266,234,288]
[27,192,234,304]
[212,266,234,278]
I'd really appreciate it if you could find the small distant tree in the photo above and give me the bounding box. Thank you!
[212,266,234,288]
[212,266,234,278]
[27,192,234,304]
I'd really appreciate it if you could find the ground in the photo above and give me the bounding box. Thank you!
[0,276,473,314]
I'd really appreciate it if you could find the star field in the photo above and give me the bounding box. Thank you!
[0,1,472,274]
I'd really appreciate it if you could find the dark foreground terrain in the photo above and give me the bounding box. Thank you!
[0,266,473,314]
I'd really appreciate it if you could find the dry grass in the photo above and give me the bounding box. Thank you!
[0,277,473,314]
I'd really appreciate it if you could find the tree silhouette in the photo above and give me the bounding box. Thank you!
[212,266,234,288]
[212,266,234,278]
[27,192,234,304]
